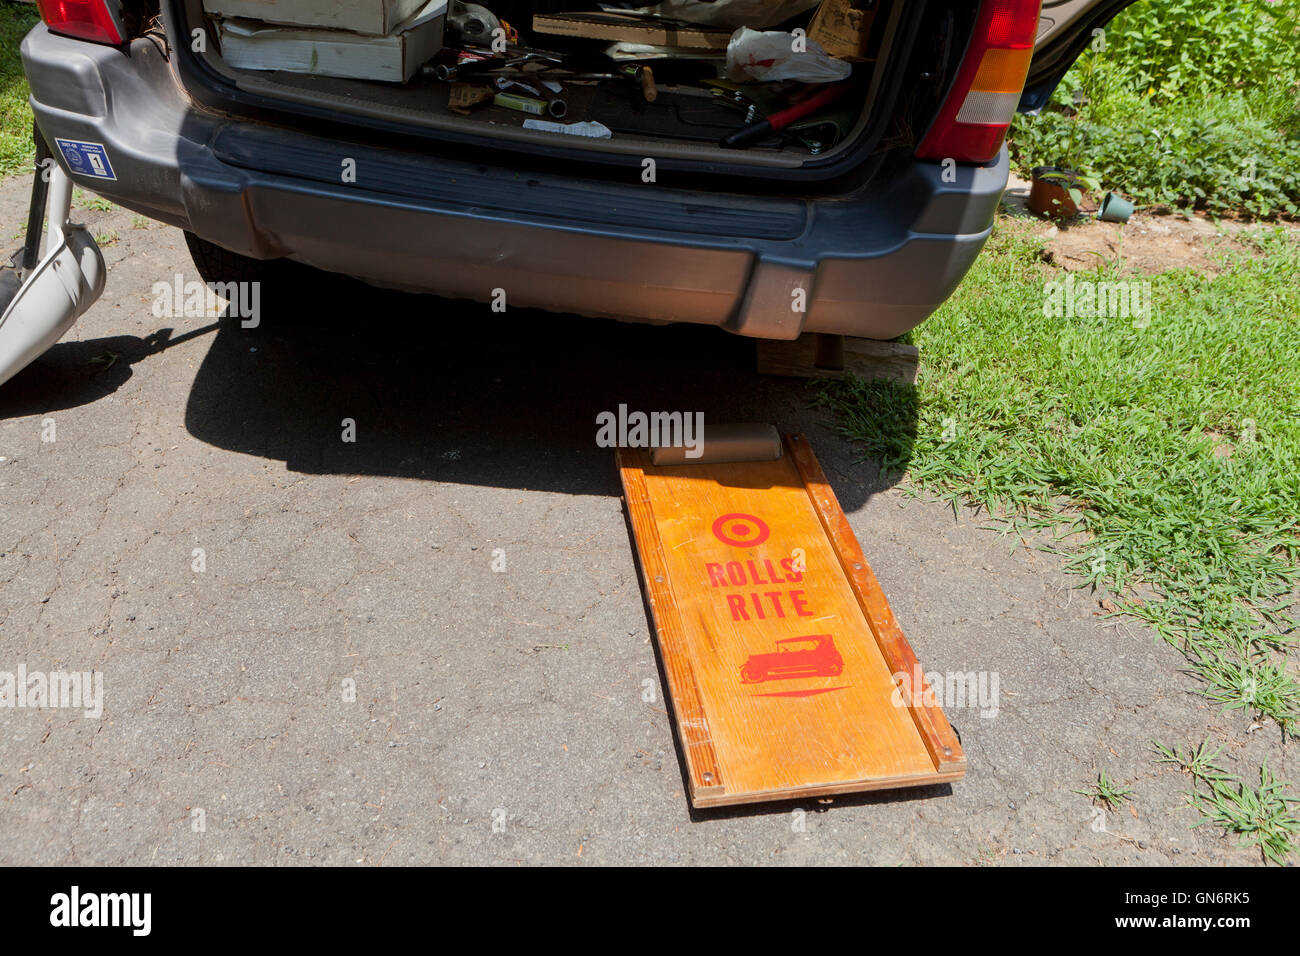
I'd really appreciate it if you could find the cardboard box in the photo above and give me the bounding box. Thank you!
[808,0,877,61]
[218,0,447,83]
[531,12,731,51]
[203,0,429,36]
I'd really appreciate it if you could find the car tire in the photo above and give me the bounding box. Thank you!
[182,232,344,321]
[183,232,285,286]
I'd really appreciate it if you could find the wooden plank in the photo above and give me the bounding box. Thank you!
[617,448,725,803]
[618,436,964,806]
[785,434,967,775]
[531,12,731,50]
[756,333,919,383]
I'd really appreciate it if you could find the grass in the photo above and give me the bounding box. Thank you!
[0,1,39,177]
[819,220,1300,861]
[1075,771,1134,812]
[75,188,115,212]
[1153,738,1232,784]
[821,224,1300,732]
[1155,739,1300,865]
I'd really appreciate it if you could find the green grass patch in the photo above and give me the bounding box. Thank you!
[820,222,1300,859]
[75,188,116,212]
[1156,739,1300,864]
[1194,763,1300,866]
[0,2,40,177]
[822,225,1300,731]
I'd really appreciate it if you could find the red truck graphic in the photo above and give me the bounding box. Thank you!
[740,635,843,684]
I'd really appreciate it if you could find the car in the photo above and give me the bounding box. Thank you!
[11,0,1135,371]
[740,634,844,684]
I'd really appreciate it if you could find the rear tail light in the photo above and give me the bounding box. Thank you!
[36,0,127,45]
[916,0,1041,164]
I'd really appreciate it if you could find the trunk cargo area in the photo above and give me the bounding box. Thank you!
[174,0,957,176]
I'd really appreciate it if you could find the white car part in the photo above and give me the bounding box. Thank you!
[0,166,106,389]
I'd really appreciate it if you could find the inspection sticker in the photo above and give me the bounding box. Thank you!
[53,138,117,181]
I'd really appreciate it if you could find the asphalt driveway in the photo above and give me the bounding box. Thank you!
[0,175,1285,865]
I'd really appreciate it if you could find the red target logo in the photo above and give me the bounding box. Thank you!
[712,513,770,548]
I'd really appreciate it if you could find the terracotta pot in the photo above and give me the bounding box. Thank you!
[1029,166,1080,220]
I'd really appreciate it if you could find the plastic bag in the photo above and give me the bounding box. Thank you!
[622,0,823,30]
[725,27,853,84]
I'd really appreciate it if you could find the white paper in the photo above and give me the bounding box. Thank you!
[522,120,614,139]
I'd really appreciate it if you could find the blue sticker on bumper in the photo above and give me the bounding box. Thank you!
[53,138,117,181]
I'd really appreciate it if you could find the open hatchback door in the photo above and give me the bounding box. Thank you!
[1022,0,1142,110]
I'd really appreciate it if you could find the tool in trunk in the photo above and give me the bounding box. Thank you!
[719,82,852,149]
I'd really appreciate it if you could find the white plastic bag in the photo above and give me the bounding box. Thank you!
[725,27,853,83]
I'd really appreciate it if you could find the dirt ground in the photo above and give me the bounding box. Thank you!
[1002,171,1299,275]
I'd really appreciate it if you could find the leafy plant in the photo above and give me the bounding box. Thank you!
[1102,0,1300,103]
[1009,0,1300,218]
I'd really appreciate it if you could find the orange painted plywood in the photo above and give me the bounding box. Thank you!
[619,436,964,807]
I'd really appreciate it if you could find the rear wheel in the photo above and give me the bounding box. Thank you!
[184,231,285,287]
[182,232,347,321]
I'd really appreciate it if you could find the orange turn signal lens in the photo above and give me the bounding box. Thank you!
[968,47,1035,94]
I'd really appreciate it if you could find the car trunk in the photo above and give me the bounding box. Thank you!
[167,0,976,186]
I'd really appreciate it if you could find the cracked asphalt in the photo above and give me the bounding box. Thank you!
[0,174,1288,865]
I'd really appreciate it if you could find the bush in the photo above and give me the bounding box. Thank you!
[1008,0,1300,218]
[1102,0,1300,102]
[1011,86,1300,217]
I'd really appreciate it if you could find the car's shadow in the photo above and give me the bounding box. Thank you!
[0,275,920,509]
[177,282,918,509]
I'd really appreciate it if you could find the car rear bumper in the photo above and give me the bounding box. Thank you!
[22,24,1008,341]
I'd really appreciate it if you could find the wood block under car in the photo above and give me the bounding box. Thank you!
[756,334,920,383]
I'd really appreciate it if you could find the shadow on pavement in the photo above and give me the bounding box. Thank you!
[180,282,920,508]
[0,324,218,419]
